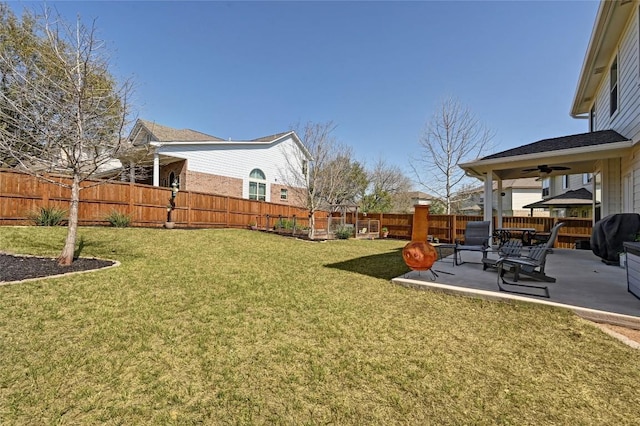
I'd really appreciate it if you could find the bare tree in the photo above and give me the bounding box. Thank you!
[280,121,364,238]
[361,159,412,213]
[411,97,494,214]
[0,6,137,265]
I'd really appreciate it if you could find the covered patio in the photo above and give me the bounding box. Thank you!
[393,249,640,328]
[458,130,632,230]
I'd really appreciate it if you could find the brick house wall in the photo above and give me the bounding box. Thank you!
[186,170,243,198]
[267,183,303,207]
[159,160,187,188]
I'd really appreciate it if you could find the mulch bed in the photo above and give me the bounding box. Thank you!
[0,253,115,283]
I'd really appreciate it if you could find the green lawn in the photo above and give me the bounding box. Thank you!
[1,227,639,424]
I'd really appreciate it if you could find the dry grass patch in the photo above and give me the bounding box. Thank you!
[0,227,639,424]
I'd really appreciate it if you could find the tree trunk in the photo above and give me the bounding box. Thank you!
[58,174,80,265]
[309,211,315,239]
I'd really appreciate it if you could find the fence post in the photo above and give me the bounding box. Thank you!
[451,215,457,243]
[186,191,192,228]
[41,179,50,208]
[128,183,135,225]
[225,196,230,228]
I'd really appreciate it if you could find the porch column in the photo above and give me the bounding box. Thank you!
[153,152,160,187]
[496,179,503,228]
[484,171,493,236]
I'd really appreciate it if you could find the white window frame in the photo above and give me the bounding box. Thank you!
[542,178,550,197]
[610,56,618,117]
[562,175,569,190]
[249,169,267,201]
[280,188,288,200]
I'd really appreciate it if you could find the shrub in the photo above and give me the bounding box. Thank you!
[275,219,294,230]
[30,206,66,226]
[335,225,353,239]
[106,211,132,227]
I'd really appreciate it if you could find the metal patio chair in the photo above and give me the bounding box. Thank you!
[454,221,491,266]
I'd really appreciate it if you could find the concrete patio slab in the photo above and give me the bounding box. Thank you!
[392,249,640,329]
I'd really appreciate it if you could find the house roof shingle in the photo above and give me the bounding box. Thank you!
[482,130,628,160]
[250,132,293,143]
[138,119,224,142]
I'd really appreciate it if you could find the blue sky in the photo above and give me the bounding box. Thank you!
[14,1,600,176]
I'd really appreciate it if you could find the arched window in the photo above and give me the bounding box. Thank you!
[249,168,266,201]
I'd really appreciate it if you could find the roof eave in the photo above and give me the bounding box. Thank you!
[459,139,633,178]
[571,0,635,116]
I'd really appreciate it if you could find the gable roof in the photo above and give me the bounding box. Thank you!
[523,188,596,209]
[481,130,627,160]
[467,177,540,194]
[459,128,631,180]
[128,119,312,160]
[250,132,292,142]
[136,119,224,142]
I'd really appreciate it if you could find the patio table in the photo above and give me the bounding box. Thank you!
[431,243,457,266]
[493,227,537,246]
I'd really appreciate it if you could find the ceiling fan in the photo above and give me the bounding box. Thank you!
[522,164,571,175]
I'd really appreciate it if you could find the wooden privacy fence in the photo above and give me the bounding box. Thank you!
[0,170,593,247]
[0,170,311,228]
[425,214,592,249]
[354,212,592,249]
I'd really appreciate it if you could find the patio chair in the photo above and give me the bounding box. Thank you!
[530,222,565,252]
[454,221,491,266]
[495,244,554,298]
[482,239,523,270]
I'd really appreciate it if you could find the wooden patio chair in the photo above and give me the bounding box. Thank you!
[530,222,565,252]
[454,221,491,266]
[482,239,523,270]
[496,245,554,298]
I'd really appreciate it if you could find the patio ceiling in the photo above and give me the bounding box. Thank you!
[459,130,631,181]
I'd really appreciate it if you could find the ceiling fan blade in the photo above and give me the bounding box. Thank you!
[522,168,539,173]
[549,166,571,171]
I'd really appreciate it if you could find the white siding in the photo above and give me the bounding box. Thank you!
[157,137,304,203]
[592,5,640,142]
[587,6,640,216]
[598,157,622,216]
[512,189,543,211]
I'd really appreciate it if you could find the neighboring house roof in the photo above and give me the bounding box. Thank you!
[136,118,224,142]
[468,177,541,193]
[128,119,312,160]
[407,191,434,200]
[250,132,292,142]
[523,188,597,209]
[498,178,541,189]
[571,1,632,116]
[481,130,627,160]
